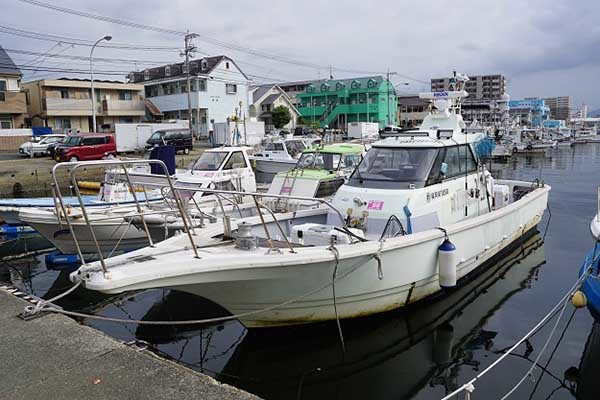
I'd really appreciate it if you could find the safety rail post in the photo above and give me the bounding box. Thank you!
[256,202,296,253]
[50,166,87,268]
[67,167,109,274]
[120,166,154,248]
[251,195,277,253]
[597,186,599,222]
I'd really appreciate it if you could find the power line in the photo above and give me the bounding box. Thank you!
[16,0,428,82]
[0,24,180,52]
[4,48,174,66]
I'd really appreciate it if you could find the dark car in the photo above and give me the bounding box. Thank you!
[294,126,314,136]
[46,136,67,158]
[54,134,116,162]
[145,129,193,154]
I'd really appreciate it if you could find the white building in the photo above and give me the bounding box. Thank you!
[249,84,299,131]
[129,55,250,138]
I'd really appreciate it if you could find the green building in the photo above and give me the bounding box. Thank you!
[296,76,397,129]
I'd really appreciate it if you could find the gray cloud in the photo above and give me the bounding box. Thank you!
[1,0,598,108]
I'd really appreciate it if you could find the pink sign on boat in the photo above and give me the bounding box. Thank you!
[281,186,292,194]
[367,200,384,210]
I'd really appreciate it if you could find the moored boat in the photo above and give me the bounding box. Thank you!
[70,85,550,328]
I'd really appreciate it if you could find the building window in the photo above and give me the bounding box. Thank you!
[320,83,330,92]
[196,78,207,92]
[306,84,315,93]
[165,66,171,76]
[182,63,189,74]
[144,70,150,80]
[226,61,230,69]
[367,79,377,88]
[336,82,345,91]
[351,80,360,89]
[226,83,237,94]
[119,91,132,100]
[0,115,12,129]
[0,80,6,91]
[60,89,69,99]
[55,118,71,130]
[201,60,208,70]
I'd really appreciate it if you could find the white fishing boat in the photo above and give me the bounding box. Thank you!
[250,137,319,177]
[71,87,550,328]
[20,147,257,255]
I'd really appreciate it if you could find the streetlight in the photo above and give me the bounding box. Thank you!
[90,35,112,133]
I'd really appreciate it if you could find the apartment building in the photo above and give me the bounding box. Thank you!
[296,76,397,129]
[397,95,430,128]
[543,96,573,121]
[431,74,507,124]
[0,46,27,129]
[23,78,145,132]
[129,55,250,138]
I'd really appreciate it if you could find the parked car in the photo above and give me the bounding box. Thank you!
[294,126,314,136]
[145,129,193,154]
[19,134,66,157]
[54,134,116,162]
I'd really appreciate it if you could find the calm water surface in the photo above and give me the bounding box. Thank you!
[2,144,600,399]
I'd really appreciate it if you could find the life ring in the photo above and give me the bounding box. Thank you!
[526,144,533,151]
[512,147,518,154]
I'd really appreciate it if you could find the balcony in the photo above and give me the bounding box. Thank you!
[44,98,92,116]
[102,99,145,116]
[0,91,27,114]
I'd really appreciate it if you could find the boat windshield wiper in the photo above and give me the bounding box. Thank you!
[353,166,365,184]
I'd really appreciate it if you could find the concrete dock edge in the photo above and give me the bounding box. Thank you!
[0,288,259,400]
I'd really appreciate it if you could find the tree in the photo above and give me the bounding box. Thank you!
[271,105,292,129]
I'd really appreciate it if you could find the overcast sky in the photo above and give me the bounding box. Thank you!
[2,0,599,110]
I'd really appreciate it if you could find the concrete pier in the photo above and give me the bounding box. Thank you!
[0,288,258,399]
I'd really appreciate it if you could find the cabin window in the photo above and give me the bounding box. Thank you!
[349,147,438,189]
[297,152,341,170]
[192,151,228,171]
[285,141,305,157]
[315,178,345,198]
[440,145,478,179]
[265,143,284,151]
[223,151,247,169]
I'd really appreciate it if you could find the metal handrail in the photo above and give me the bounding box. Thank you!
[51,159,199,278]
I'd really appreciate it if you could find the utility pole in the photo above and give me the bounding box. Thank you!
[183,32,199,139]
[386,68,397,126]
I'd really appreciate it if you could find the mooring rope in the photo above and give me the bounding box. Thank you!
[328,244,345,354]
[440,251,597,400]
[23,250,383,326]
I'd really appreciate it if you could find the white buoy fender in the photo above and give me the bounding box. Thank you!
[438,238,457,288]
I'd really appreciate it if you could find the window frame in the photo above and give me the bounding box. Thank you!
[223,151,247,169]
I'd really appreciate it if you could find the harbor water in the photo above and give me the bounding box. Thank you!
[2,144,600,399]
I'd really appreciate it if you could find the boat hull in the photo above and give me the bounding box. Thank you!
[252,158,296,175]
[22,217,152,254]
[78,181,549,327]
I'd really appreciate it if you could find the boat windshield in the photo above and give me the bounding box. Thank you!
[297,152,341,170]
[348,147,438,188]
[192,152,228,171]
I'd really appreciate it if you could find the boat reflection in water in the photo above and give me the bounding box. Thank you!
[569,322,600,398]
[85,231,546,400]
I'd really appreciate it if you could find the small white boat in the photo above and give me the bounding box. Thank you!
[20,147,257,255]
[250,138,319,178]
[71,88,550,328]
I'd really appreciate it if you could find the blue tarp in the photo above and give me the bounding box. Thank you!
[32,127,52,136]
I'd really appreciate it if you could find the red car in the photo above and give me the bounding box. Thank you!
[54,134,117,162]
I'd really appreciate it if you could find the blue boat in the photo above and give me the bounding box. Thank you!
[579,243,600,319]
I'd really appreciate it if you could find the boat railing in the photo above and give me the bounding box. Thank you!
[51,159,348,278]
[597,186,600,222]
[51,159,198,277]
